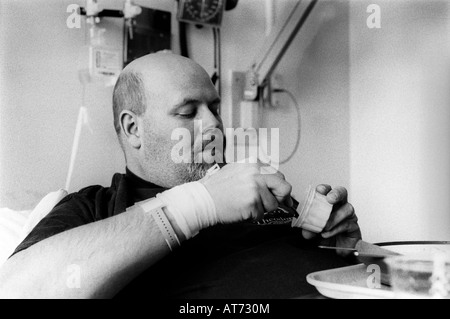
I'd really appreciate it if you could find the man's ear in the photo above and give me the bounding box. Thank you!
[119,110,142,149]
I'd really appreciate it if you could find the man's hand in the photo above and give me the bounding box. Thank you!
[302,185,362,256]
[200,163,294,224]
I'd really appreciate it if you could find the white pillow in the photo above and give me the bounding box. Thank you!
[0,189,68,268]
[21,189,68,239]
[0,208,30,267]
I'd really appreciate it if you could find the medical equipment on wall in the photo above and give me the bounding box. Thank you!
[243,0,318,102]
[177,0,239,27]
[177,0,226,27]
[176,0,239,97]
[239,0,319,164]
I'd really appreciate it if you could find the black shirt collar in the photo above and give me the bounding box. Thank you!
[125,167,164,190]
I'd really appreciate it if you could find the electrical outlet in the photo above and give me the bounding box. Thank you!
[271,72,283,107]
[271,72,283,90]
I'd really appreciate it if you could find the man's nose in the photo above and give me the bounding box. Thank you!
[199,104,223,131]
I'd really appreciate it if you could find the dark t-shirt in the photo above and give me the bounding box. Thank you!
[13,168,350,299]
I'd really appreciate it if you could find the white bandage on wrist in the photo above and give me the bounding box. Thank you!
[156,182,217,239]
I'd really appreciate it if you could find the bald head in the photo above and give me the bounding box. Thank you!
[125,52,210,84]
[112,53,213,142]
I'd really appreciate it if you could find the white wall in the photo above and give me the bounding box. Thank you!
[349,0,450,242]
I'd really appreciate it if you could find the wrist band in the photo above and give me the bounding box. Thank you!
[129,198,181,252]
[150,207,181,251]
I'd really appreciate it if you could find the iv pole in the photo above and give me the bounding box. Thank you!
[64,0,142,191]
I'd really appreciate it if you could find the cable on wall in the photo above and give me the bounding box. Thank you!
[271,88,302,165]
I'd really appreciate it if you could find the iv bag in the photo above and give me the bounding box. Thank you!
[78,23,122,87]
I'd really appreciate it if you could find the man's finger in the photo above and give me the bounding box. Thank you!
[302,229,318,240]
[326,186,348,204]
[260,165,285,181]
[321,220,360,239]
[324,203,356,232]
[258,185,280,213]
[260,174,293,207]
[250,194,266,221]
[316,184,331,195]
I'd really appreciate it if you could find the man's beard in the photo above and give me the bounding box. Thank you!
[179,138,225,183]
[181,162,211,183]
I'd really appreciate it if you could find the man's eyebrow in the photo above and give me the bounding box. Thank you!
[172,97,221,109]
[173,98,200,109]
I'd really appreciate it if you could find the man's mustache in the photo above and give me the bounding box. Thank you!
[193,129,226,152]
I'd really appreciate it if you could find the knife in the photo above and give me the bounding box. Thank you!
[319,240,401,258]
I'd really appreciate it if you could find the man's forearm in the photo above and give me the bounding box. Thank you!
[0,207,183,299]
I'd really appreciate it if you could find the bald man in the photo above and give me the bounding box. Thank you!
[0,53,361,299]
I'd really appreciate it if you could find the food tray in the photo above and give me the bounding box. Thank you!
[306,242,450,299]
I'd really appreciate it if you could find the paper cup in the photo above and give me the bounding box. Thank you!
[291,185,333,233]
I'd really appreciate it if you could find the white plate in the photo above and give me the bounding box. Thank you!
[306,242,450,299]
[306,264,395,299]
